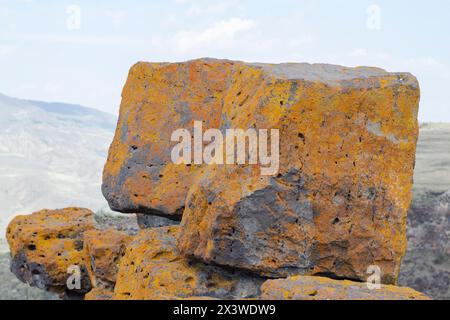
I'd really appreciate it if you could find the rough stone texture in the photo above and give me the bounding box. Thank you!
[85,287,114,300]
[83,228,131,289]
[175,59,420,283]
[6,208,94,295]
[0,252,59,300]
[102,59,234,219]
[136,214,180,229]
[260,275,430,300]
[113,226,264,300]
[399,190,450,300]
[101,59,420,283]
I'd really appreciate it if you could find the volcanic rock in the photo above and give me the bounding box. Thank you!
[176,60,420,283]
[83,228,131,289]
[260,275,430,300]
[113,226,264,300]
[6,208,95,295]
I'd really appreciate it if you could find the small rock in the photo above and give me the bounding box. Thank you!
[6,208,94,296]
[260,275,430,300]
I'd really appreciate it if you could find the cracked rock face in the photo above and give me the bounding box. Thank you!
[113,226,264,300]
[6,208,95,295]
[261,275,430,300]
[103,59,420,283]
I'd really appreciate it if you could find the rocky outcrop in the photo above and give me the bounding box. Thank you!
[6,208,94,296]
[103,59,420,284]
[399,190,450,299]
[6,59,427,300]
[83,228,130,289]
[113,226,264,300]
[261,275,430,300]
[5,207,428,301]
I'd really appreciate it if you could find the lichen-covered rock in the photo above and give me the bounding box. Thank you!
[83,228,131,289]
[113,226,264,300]
[6,208,94,295]
[260,276,430,300]
[176,60,420,283]
[399,190,450,300]
[102,59,233,219]
[85,287,114,300]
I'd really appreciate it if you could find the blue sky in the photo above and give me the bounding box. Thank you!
[0,0,449,121]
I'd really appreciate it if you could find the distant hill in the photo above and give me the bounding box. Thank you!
[414,123,450,193]
[0,93,116,236]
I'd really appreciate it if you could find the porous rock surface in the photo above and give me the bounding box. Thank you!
[102,58,419,282]
[6,59,426,300]
[113,226,264,300]
[84,287,114,300]
[177,60,419,283]
[261,275,430,300]
[5,207,429,300]
[6,208,94,296]
[83,228,131,289]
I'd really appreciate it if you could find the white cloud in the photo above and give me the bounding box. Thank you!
[174,17,256,52]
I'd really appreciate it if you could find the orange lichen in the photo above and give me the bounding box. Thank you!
[113,226,262,300]
[175,60,420,283]
[260,275,430,300]
[83,228,131,289]
[6,208,95,293]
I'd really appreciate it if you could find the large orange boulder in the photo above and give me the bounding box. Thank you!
[6,208,95,296]
[113,226,263,300]
[260,275,430,300]
[102,58,420,283]
[176,60,420,283]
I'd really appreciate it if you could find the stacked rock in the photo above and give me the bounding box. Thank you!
[6,59,428,300]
